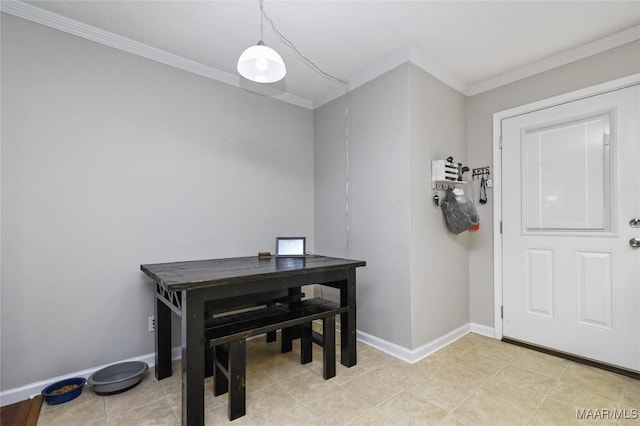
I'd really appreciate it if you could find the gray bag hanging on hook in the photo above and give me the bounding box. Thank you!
[441,188,479,234]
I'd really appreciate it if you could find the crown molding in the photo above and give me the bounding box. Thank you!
[312,47,412,109]
[407,46,469,95]
[3,0,466,111]
[467,25,640,96]
[0,0,313,109]
[3,0,637,107]
[312,46,469,109]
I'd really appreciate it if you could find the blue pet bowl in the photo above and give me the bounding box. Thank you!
[42,377,86,405]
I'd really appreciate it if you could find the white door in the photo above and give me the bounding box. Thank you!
[501,84,640,372]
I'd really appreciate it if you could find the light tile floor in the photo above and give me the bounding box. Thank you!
[37,332,640,425]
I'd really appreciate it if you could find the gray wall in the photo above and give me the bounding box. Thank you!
[408,64,468,346]
[315,65,412,347]
[314,64,469,349]
[3,8,637,395]
[467,40,640,327]
[1,15,314,391]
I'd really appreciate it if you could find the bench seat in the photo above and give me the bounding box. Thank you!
[205,298,346,345]
[206,298,345,421]
[203,289,305,377]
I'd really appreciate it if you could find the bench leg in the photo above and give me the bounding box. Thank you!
[322,316,336,380]
[228,340,246,421]
[265,302,277,342]
[212,341,247,420]
[205,345,213,378]
[301,323,312,364]
[213,345,228,397]
[281,327,293,353]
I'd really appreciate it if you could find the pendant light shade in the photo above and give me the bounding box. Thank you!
[237,41,286,83]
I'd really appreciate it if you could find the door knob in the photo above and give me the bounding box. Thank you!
[631,218,640,228]
[630,238,640,248]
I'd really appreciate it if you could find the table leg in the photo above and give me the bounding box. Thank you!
[340,268,357,367]
[280,287,302,352]
[182,290,205,426]
[155,294,172,380]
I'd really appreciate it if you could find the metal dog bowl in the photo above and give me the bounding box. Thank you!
[88,361,148,395]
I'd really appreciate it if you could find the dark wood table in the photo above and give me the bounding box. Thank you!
[140,255,366,426]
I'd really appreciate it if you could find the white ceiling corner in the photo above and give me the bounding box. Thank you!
[2,0,639,109]
[466,24,640,96]
[0,0,314,109]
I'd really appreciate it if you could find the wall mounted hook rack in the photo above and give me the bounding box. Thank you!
[433,181,462,191]
[472,166,490,177]
[431,157,468,207]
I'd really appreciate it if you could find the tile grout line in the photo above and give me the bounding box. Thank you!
[522,360,571,425]
[432,339,515,425]
[438,343,569,426]
[343,344,456,425]
[618,380,629,410]
[341,361,410,425]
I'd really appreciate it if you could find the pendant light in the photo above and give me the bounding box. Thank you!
[237,0,286,83]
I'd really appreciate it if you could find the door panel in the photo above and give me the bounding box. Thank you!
[525,248,554,318]
[502,84,639,371]
[576,250,612,329]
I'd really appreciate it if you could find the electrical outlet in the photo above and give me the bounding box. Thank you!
[148,316,155,333]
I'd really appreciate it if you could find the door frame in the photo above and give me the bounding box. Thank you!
[492,73,640,340]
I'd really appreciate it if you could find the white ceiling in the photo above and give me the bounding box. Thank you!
[6,1,640,108]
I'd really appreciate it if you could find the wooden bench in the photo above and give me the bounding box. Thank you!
[205,298,347,421]
[203,289,305,377]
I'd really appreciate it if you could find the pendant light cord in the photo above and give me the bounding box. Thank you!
[257,0,351,256]
[259,0,348,85]
[259,0,264,40]
[344,88,350,256]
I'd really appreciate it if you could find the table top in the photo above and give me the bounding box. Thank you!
[141,255,366,291]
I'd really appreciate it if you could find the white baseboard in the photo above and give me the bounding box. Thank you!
[469,322,496,338]
[0,323,496,406]
[0,347,182,407]
[357,322,496,365]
